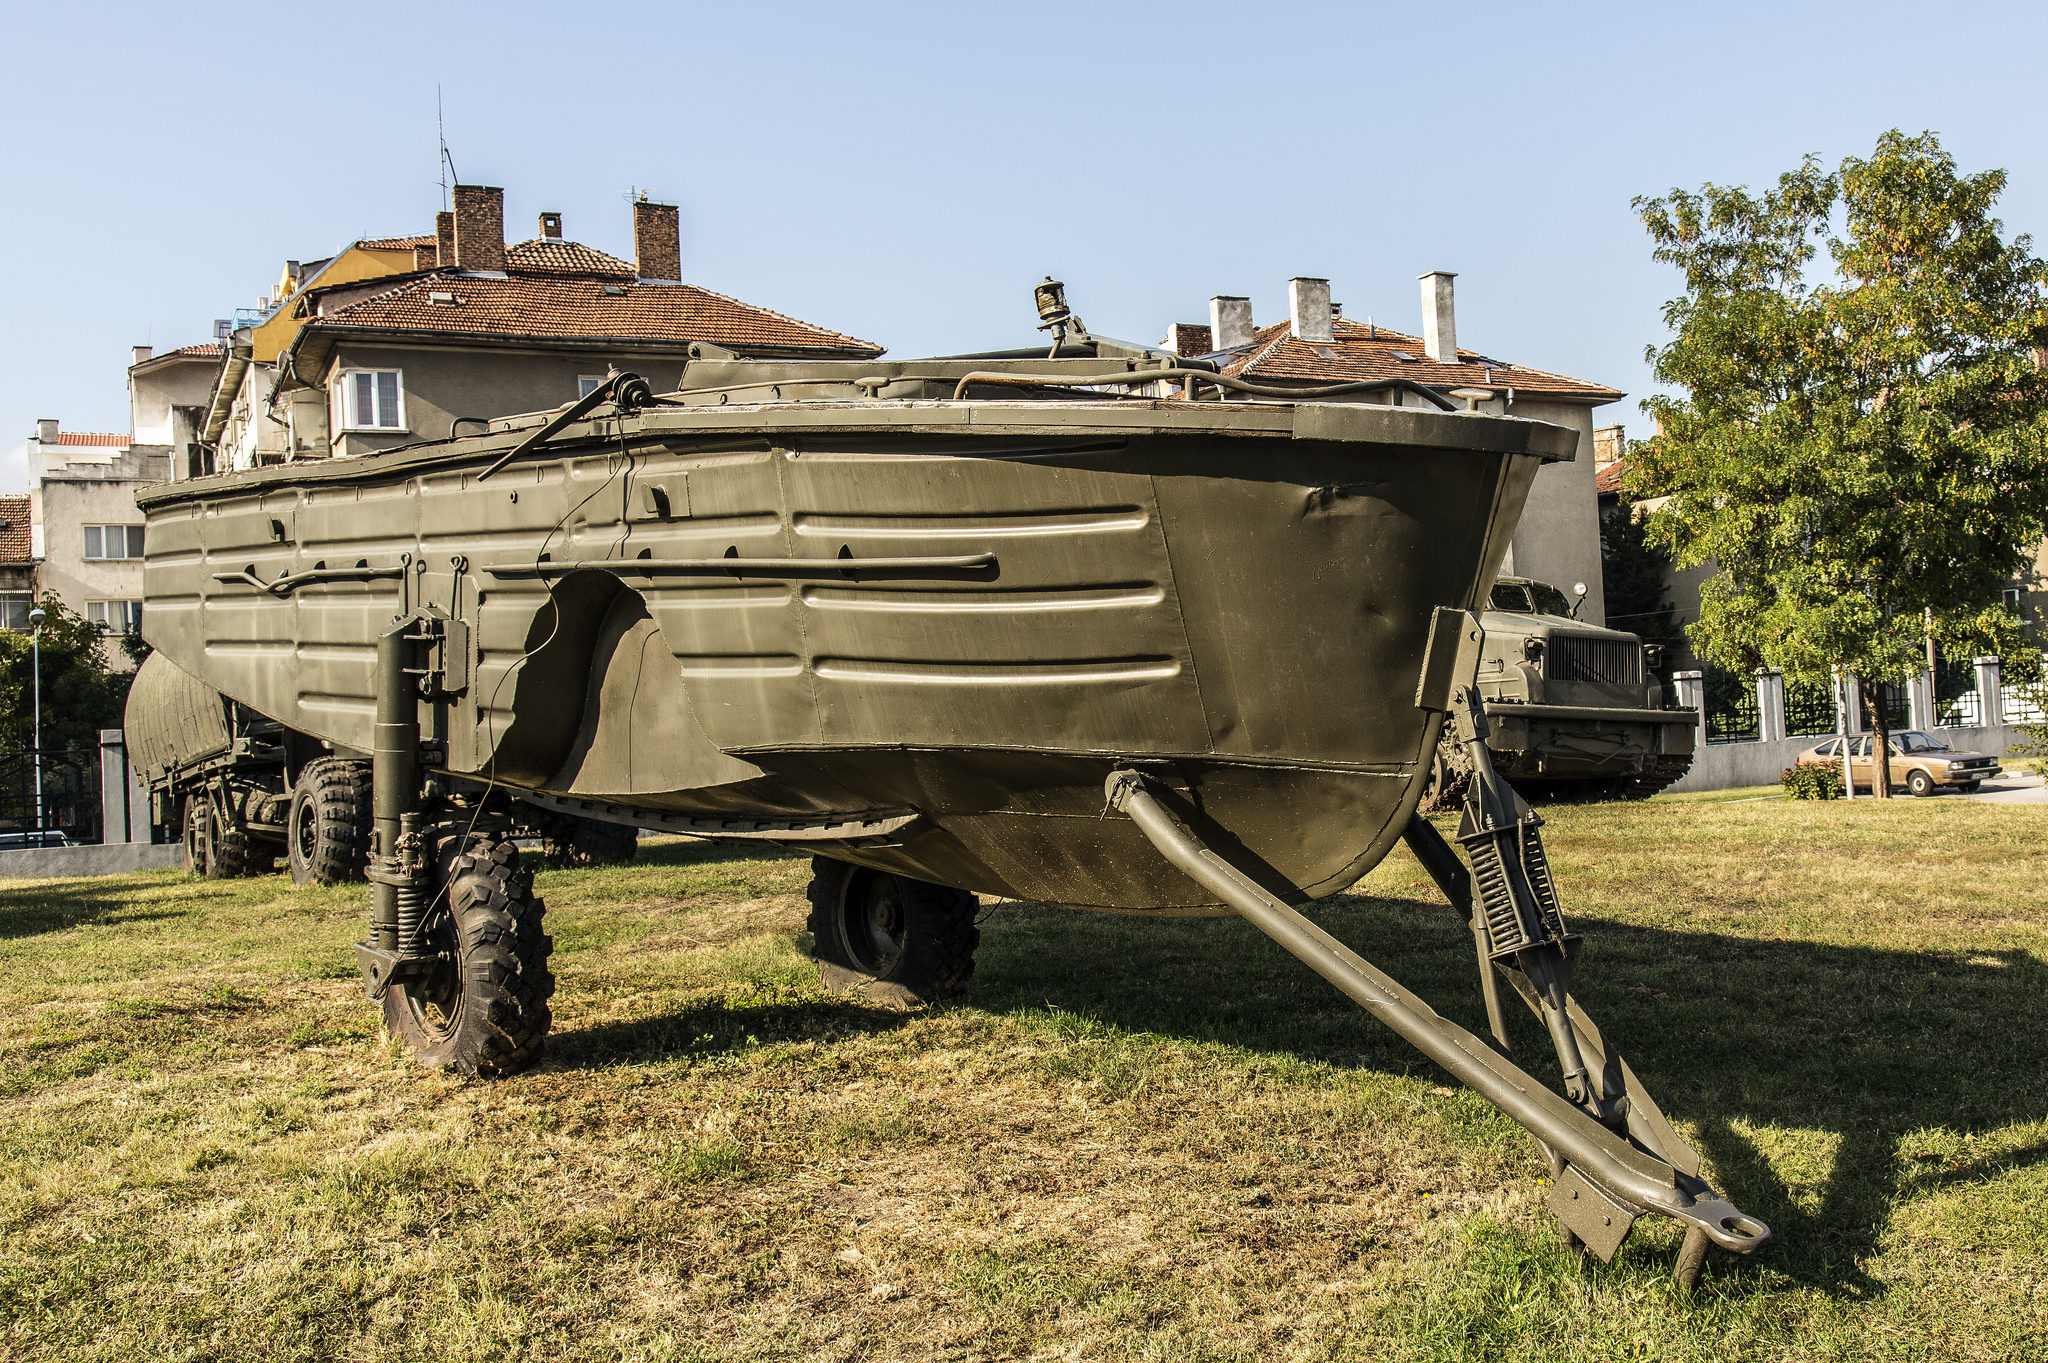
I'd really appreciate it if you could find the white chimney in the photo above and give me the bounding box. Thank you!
[35,418,58,444]
[132,345,153,367]
[1210,295,1255,350]
[1419,271,1458,362]
[1288,277,1333,343]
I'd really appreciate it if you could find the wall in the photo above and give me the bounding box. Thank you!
[35,450,168,664]
[1664,723,2020,793]
[1500,397,1607,625]
[324,343,692,457]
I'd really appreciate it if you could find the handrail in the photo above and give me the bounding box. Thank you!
[211,563,407,597]
[950,367,1462,411]
[482,552,995,579]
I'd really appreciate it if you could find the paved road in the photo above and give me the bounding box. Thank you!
[1958,773,2048,805]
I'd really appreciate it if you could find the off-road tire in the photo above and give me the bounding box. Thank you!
[287,758,372,886]
[1611,754,1695,801]
[181,797,209,876]
[383,833,555,1077]
[194,791,257,879]
[541,815,639,868]
[1417,737,1471,815]
[1907,768,1934,798]
[806,857,978,1007]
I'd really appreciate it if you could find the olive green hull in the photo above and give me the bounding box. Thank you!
[137,399,1565,912]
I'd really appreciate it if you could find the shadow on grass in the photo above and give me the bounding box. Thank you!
[0,878,211,939]
[627,840,811,871]
[965,894,2048,1301]
[552,986,911,1070]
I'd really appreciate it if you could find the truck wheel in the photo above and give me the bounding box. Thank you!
[287,758,372,886]
[181,798,209,876]
[383,833,555,1077]
[806,857,978,1006]
[542,815,638,868]
[198,795,256,879]
[1907,769,1934,798]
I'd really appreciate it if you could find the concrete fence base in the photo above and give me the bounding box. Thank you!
[0,843,185,880]
[1663,724,2025,794]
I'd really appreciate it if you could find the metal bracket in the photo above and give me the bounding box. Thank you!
[352,942,440,1001]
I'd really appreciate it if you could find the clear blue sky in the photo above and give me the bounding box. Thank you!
[3,0,2041,486]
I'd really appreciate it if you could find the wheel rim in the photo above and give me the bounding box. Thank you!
[839,871,907,976]
[290,793,319,867]
[184,803,206,871]
[398,913,464,1041]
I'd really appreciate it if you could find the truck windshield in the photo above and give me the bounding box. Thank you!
[1529,584,1574,617]
[1489,583,1533,612]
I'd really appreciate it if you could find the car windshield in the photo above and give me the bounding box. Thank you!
[1490,583,1533,613]
[1890,731,1950,754]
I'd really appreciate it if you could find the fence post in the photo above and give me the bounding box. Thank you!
[1672,670,1708,747]
[1839,673,1866,733]
[1974,656,2005,729]
[1905,670,1936,731]
[99,729,133,844]
[1755,669,1786,743]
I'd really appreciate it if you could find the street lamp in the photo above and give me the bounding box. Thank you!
[28,607,43,837]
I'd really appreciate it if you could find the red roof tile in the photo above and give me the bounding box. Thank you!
[161,342,223,361]
[1222,317,1621,404]
[1596,458,1626,495]
[359,234,437,250]
[305,272,882,356]
[505,239,635,275]
[0,495,31,563]
[47,432,130,447]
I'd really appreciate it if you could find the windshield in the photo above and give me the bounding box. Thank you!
[1489,583,1532,613]
[1529,584,1574,617]
[1890,731,1950,754]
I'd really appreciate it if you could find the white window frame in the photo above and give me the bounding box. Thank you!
[334,367,408,432]
[577,374,607,399]
[86,600,144,634]
[82,524,146,560]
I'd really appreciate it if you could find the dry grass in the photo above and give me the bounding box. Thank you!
[1,799,2044,1361]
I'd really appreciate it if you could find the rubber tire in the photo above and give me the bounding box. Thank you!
[287,758,373,886]
[1908,769,1934,798]
[199,794,256,879]
[181,798,209,876]
[383,833,555,1077]
[1958,781,1981,794]
[543,815,639,868]
[806,856,978,1007]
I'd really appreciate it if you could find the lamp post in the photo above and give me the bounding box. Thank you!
[28,607,44,836]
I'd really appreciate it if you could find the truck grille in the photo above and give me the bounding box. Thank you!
[1545,635,1643,686]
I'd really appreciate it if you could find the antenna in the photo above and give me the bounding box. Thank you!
[437,87,458,207]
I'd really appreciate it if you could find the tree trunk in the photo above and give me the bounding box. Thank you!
[1865,683,1894,799]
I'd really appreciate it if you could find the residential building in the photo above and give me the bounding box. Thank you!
[0,495,33,629]
[24,420,167,659]
[1163,274,1624,619]
[203,185,881,470]
[129,343,223,480]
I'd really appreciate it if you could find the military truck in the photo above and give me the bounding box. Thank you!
[123,303,1769,1281]
[1418,575,1695,811]
[127,652,637,883]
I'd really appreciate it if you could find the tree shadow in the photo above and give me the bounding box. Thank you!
[964,893,2048,1300]
[551,987,912,1071]
[0,878,208,939]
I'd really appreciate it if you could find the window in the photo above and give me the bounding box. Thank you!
[1813,738,1839,757]
[2003,587,2024,615]
[86,600,143,634]
[83,524,146,559]
[1489,583,1532,613]
[0,596,30,630]
[577,375,607,398]
[338,369,405,430]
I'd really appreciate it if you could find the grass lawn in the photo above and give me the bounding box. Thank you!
[1,796,2044,1361]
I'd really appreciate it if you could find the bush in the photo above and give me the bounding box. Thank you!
[1781,762,1844,800]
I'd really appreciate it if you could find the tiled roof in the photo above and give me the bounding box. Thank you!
[0,495,31,563]
[46,432,130,447]
[162,342,223,360]
[1221,318,1622,404]
[506,239,635,275]
[1596,458,1627,496]
[306,272,883,356]
[359,234,437,250]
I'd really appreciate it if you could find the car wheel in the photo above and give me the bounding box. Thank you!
[1958,781,1982,794]
[1907,769,1934,798]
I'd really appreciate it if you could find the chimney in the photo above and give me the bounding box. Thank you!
[451,185,505,271]
[539,211,564,240]
[434,211,456,267]
[633,199,681,282]
[35,419,58,444]
[1593,424,1626,469]
[1210,296,1255,350]
[414,243,438,271]
[132,345,153,367]
[1162,322,1213,358]
[1288,277,1333,343]
[1419,271,1458,362]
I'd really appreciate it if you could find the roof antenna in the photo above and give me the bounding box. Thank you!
[437,87,458,206]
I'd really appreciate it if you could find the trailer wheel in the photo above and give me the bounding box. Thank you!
[181,798,209,876]
[189,792,256,879]
[805,857,978,1006]
[383,833,554,1077]
[541,815,639,868]
[287,758,373,886]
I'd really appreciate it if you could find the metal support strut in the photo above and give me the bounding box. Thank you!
[1101,611,1770,1287]
[354,616,437,1000]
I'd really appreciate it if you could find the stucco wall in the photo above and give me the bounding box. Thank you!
[324,344,692,457]
[1501,397,1607,625]
[35,460,164,664]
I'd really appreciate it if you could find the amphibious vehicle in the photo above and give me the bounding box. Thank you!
[128,300,1769,1283]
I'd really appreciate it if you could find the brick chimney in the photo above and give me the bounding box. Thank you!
[1162,322,1212,357]
[539,211,564,240]
[452,185,506,271]
[414,242,438,271]
[633,199,681,282]
[1593,424,1625,469]
[434,211,456,268]
[1209,296,1254,350]
[1288,277,1333,343]
[1419,271,1458,362]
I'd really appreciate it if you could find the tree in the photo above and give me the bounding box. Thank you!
[1630,130,2048,796]
[0,594,137,755]
[1599,499,1686,670]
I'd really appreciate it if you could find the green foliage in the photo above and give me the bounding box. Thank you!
[1598,501,1685,671]
[1630,131,2048,703]
[0,594,136,755]
[1781,761,1845,800]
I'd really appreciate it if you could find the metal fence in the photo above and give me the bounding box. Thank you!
[1703,668,1760,744]
[1784,678,1838,737]
[0,748,103,844]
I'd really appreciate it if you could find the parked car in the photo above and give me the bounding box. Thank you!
[1795,731,2002,796]
[0,830,74,849]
